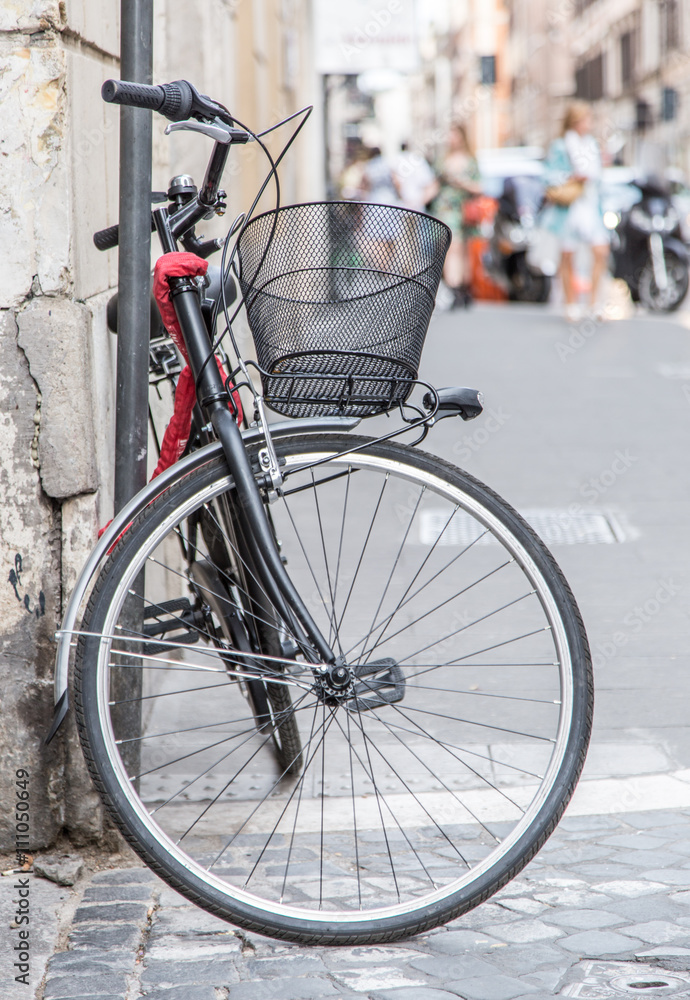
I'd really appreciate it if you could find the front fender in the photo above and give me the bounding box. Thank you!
[47,416,360,742]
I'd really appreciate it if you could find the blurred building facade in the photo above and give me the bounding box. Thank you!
[0,0,319,852]
[507,0,690,172]
[415,0,512,153]
[568,0,690,173]
[321,0,513,194]
[505,0,574,150]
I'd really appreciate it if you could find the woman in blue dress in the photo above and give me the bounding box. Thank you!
[542,102,609,321]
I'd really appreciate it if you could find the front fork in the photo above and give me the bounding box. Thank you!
[649,232,668,291]
[170,278,335,668]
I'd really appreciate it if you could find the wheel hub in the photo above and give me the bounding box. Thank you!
[316,656,356,704]
[314,656,406,710]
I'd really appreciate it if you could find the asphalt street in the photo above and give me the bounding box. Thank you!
[6,298,690,1000]
[416,300,690,784]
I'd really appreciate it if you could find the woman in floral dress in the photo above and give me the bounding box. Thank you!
[427,123,482,308]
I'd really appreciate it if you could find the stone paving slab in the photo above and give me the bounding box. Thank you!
[33,807,690,999]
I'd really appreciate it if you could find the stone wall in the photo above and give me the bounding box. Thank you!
[0,0,319,850]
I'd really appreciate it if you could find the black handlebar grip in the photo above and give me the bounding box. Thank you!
[93,224,120,251]
[94,215,156,251]
[102,79,194,122]
[101,79,166,112]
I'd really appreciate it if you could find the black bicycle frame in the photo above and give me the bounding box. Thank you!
[157,139,335,667]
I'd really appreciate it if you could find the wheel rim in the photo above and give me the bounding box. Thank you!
[87,444,582,928]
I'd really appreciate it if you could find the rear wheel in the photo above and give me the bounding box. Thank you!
[75,433,592,944]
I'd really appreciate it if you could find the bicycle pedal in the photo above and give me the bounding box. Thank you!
[142,597,202,655]
[349,658,405,711]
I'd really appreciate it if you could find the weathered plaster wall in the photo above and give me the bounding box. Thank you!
[1,0,319,852]
[0,1,119,850]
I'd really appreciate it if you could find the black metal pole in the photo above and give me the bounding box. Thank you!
[114,0,153,514]
[112,0,153,778]
[322,73,331,197]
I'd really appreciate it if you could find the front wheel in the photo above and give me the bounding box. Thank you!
[639,250,689,311]
[75,433,592,944]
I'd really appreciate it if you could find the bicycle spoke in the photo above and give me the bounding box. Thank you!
[352,693,400,902]
[177,691,311,843]
[331,466,352,643]
[349,523,492,660]
[209,703,338,871]
[331,710,442,888]
[354,686,531,818]
[351,559,514,664]
[387,590,536,667]
[361,485,426,664]
[342,706,471,867]
[336,472,390,635]
[279,490,339,645]
[310,468,341,658]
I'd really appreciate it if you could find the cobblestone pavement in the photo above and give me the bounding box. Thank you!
[32,806,690,1000]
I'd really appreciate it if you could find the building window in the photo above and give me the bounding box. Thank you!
[661,0,680,52]
[636,98,653,132]
[575,52,605,100]
[662,87,679,121]
[480,55,496,86]
[620,31,635,88]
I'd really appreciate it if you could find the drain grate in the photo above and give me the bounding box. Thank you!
[419,508,628,547]
[560,961,690,997]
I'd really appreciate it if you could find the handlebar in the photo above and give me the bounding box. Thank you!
[97,79,241,254]
[102,78,234,126]
[101,79,193,121]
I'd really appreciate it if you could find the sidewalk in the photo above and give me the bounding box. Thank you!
[7,797,690,1000]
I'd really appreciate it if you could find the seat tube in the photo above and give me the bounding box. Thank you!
[170,280,335,666]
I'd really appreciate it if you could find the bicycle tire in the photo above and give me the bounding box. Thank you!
[75,433,592,944]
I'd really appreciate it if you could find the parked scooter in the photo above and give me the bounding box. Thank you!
[483,175,552,302]
[607,176,689,311]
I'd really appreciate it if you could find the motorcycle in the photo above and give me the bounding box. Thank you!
[607,177,689,312]
[483,175,553,302]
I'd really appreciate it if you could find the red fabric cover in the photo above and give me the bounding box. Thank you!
[152,251,209,361]
[151,250,243,480]
[150,356,242,479]
[97,253,243,539]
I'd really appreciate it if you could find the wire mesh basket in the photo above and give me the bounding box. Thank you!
[236,201,451,418]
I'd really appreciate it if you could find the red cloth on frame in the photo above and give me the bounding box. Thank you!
[150,357,242,479]
[151,252,243,480]
[152,251,209,361]
[98,253,243,538]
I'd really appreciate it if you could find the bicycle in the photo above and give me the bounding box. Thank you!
[50,78,593,945]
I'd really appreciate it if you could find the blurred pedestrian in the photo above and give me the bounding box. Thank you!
[359,147,404,268]
[339,145,370,201]
[426,123,482,308]
[542,101,610,321]
[393,142,435,213]
[360,147,401,207]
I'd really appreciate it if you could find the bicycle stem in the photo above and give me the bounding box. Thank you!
[170,279,335,667]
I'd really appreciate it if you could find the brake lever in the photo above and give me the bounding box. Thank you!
[165,119,253,144]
